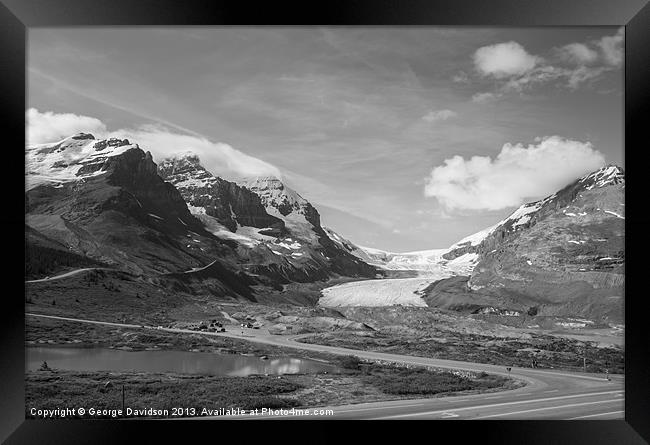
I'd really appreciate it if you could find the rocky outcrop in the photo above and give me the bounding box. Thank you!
[158,155,285,235]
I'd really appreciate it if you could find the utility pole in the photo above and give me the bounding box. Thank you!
[583,345,587,373]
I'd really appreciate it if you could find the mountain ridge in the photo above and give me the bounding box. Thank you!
[25,134,378,304]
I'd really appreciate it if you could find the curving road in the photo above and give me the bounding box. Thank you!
[26,313,623,420]
[26,268,109,283]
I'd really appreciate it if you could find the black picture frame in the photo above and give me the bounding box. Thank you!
[2,0,649,443]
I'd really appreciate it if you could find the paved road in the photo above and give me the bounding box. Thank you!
[26,313,624,420]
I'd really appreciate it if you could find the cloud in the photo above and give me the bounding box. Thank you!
[473,41,539,78]
[467,29,623,98]
[564,66,608,89]
[452,71,470,83]
[26,109,281,179]
[557,43,599,65]
[597,27,624,66]
[114,125,281,179]
[471,92,500,103]
[422,109,457,122]
[424,136,606,211]
[26,108,107,144]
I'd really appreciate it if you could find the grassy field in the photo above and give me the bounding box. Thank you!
[26,270,180,325]
[298,331,624,374]
[25,357,515,419]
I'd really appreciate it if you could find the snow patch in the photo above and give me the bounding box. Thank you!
[184,259,217,273]
[187,205,207,215]
[276,241,302,250]
[603,210,624,219]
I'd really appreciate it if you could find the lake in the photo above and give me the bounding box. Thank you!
[26,347,339,376]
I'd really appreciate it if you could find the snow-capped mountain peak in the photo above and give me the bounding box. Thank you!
[158,152,216,190]
[158,152,286,238]
[238,176,322,242]
[240,176,310,216]
[579,164,624,190]
[26,134,140,189]
[443,164,624,263]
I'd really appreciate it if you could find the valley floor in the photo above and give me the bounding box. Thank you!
[24,268,624,419]
[25,316,515,418]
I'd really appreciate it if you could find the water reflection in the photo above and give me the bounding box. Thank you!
[26,347,337,376]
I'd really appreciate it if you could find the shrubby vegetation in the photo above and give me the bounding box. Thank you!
[26,371,301,418]
[300,331,624,374]
[362,367,504,395]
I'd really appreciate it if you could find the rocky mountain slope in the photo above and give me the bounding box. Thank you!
[157,155,378,284]
[25,133,377,303]
[158,154,285,238]
[423,165,625,322]
[236,176,379,278]
[26,134,229,275]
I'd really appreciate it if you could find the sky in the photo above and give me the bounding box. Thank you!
[27,27,624,252]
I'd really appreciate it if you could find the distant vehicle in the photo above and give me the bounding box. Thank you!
[253,326,260,329]
[156,326,163,329]
[240,323,254,328]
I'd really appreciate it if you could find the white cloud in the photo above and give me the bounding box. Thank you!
[26,108,107,144]
[557,43,599,65]
[452,71,469,83]
[26,109,281,179]
[113,125,281,179]
[467,30,623,97]
[473,41,539,78]
[565,66,608,89]
[554,28,623,69]
[501,65,563,92]
[597,27,624,66]
[471,92,499,103]
[424,136,606,211]
[422,109,457,122]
